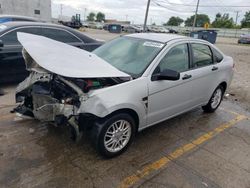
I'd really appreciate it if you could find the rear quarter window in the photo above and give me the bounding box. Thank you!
[212,48,224,63]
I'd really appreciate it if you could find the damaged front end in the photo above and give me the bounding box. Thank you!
[14,32,131,142]
[14,68,83,141]
[14,48,129,142]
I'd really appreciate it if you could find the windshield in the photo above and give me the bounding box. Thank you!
[93,36,164,78]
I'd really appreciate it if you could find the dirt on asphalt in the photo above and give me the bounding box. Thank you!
[216,38,250,111]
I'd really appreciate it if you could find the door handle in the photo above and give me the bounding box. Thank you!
[211,66,218,71]
[182,74,192,80]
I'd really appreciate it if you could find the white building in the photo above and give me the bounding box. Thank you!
[0,0,51,22]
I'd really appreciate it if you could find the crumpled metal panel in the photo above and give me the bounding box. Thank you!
[32,94,75,121]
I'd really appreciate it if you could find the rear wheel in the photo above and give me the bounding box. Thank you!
[202,85,224,113]
[91,113,136,158]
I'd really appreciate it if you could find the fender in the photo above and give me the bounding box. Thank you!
[77,77,148,128]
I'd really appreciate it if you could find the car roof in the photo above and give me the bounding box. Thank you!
[0,14,39,21]
[0,21,98,43]
[1,21,64,28]
[127,33,188,43]
[0,21,78,35]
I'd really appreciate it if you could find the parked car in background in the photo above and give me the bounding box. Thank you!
[0,15,39,23]
[147,26,159,33]
[103,24,109,30]
[95,23,104,30]
[157,27,169,33]
[123,25,143,33]
[238,34,250,44]
[15,33,234,157]
[168,28,178,34]
[0,22,103,83]
[81,22,89,28]
[148,26,166,33]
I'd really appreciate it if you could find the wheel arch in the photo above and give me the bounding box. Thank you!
[219,81,227,92]
[103,108,140,132]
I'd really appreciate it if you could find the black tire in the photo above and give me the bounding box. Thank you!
[202,85,225,113]
[91,113,136,158]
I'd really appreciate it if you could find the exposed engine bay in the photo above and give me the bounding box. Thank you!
[14,70,130,141]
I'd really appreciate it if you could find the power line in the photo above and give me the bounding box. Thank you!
[155,0,250,7]
[153,0,194,13]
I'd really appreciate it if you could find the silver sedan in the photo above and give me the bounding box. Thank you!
[14,32,234,158]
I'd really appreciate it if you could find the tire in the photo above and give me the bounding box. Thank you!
[91,113,136,158]
[202,85,225,113]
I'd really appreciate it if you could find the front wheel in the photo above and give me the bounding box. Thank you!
[202,85,224,113]
[91,113,136,158]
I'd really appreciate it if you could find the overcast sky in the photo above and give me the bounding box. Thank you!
[52,0,250,25]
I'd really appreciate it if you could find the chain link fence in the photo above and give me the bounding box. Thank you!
[166,26,250,38]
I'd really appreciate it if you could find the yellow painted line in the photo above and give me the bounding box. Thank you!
[119,114,247,188]
[219,107,242,116]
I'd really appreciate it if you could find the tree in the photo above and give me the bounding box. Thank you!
[212,13,234,28]
[96,12,105,22]
[166,16,184,26]
[241,11,250,28]
[185,14,210,27]
[87,12,96,22]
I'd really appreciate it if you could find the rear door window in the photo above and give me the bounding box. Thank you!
[191,43,213,68]
[42,28,81,43]
[212,48,223,63]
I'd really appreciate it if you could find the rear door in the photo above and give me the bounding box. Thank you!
[188,43,220,105]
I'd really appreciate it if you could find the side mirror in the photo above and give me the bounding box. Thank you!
[0,40,4,48]
[152,69,180,81]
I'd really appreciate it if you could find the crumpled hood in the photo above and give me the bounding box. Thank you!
[17,32,130,78]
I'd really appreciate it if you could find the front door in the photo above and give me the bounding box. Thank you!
[147,43,195,126]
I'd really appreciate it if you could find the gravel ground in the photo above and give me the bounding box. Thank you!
[216,43,250,111]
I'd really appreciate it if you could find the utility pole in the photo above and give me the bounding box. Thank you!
[143,0,151,32]
[192,0,200,30]
[235,11,240,25]
[234,11,240,38]
[60,4,63,20]
[125,15,128,21]
[84,8,87,21]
